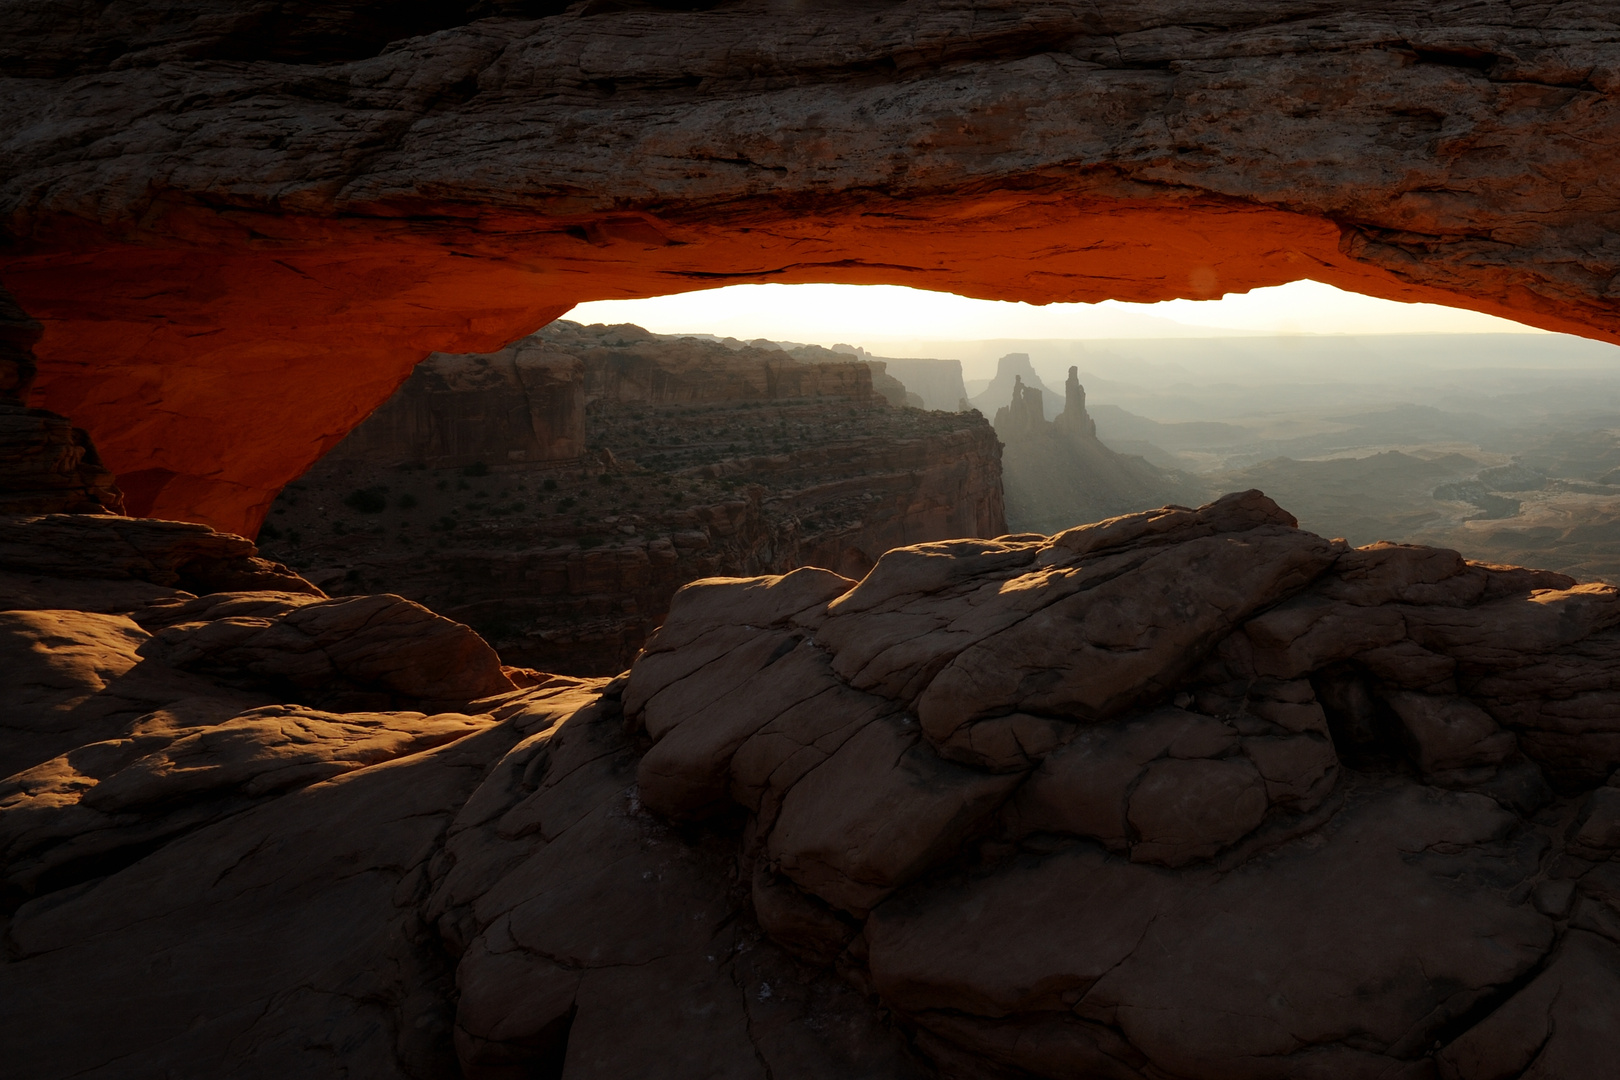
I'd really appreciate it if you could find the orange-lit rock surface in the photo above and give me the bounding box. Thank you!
[3,1,1620,533]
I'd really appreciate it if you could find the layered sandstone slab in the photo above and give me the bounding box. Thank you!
[6,494,1620,1077]
[3,2,1619,532]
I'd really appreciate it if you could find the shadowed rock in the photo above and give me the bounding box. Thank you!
[4,494,1620,1077]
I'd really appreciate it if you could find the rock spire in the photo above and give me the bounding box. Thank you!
[1055,364,1099,440]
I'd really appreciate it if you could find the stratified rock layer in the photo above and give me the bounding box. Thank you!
[3,2,1619,532]
[326,337,586,470]
[5,494,1620,1078]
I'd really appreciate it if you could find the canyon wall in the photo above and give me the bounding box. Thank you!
[3,2,1619,532]
[260,322,1004,674]
[325,339,585,470]
[870,356,970,413]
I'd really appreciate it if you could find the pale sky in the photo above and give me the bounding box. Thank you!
[565,279,1546,345]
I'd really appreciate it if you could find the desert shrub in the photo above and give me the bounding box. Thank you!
[343,487,387,513]
[599,473,616,485]
[462,461,490,477]
[397,493,418,510]
[258,522,282,540]
[557,496,576,511]
[543,477,558,491]
[579,535,604,549]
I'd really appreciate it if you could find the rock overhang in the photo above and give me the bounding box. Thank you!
[2,0,1618,534]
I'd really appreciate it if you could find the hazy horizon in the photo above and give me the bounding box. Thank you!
[562,280,1620,385]
[566,279,1560,348]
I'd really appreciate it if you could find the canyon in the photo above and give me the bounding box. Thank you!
[261,321,1002,674]
[3,2,1620,1078]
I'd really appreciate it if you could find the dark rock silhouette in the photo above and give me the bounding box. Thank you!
[0,287,123,516]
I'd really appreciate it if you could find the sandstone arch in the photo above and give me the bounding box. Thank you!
[3,0,1618,535]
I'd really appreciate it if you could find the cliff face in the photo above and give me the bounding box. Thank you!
[550,322,876,407]
[874,355,970,413]
[5,494,1619,1078]
[994,362,1207,533]
[3,2,1618,532]
[326,339,585,469]
[831,345,968,413]
[258,321,1004,674]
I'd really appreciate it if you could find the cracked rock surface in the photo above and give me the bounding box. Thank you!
[4,493,1620,1077]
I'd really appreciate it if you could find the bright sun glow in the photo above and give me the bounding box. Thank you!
[565,280,1546,345]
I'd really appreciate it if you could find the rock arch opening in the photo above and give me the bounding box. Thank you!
[3,1,1617,536]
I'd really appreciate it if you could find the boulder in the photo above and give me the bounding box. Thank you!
[142,591,515,705]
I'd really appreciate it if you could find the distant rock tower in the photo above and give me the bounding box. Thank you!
[992,375,1046,435]
[1054,365,1098,440]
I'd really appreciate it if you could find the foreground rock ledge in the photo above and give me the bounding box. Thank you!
[3,493,1620,1078]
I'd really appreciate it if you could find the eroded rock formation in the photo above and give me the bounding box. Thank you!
[4,494,1620,1077]
[4,2,1620,532]
[995,363,1207,532]
[260,321,1004,673]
